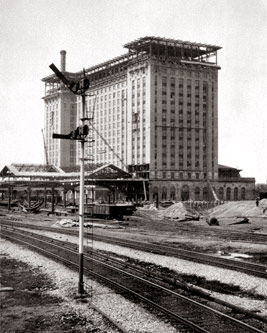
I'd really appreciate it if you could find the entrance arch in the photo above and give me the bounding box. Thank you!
[195,187,201,201]
[234,187,238,201]
[170,186,176,201]
[226,187,231,201]
[241,187,246,200]
[161,186,167,200]
[181,185,189,201]
[152,186,159,200]
[218,187,224,200]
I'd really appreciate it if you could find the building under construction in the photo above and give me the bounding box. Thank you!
[0,163,147,214]
[39,36,255,201]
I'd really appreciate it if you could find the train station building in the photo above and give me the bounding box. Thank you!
[0,163,148,209]
[39,37,254,201]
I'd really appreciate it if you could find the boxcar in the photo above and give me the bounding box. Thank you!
[85,203,136,219]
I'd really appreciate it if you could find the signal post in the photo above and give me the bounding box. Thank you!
[49,64,89,295]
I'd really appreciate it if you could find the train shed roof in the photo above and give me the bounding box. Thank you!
[0,163,131,182]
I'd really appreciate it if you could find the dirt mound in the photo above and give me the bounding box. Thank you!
[259,199,267,209]
[206,201,267,218]
[160,202,199,220]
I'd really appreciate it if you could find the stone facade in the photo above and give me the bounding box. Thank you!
[149,180,255,201]
[149,165,255,201]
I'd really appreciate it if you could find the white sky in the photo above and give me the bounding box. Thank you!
[0,0,266,183]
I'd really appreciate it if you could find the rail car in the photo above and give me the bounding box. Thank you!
[84,203,136,220]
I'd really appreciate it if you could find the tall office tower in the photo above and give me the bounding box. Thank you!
[123,37,221,184]
[42,37,221,189]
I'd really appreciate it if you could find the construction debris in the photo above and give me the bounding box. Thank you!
[141,204,158,211]
[159,202,200,221]
[259,199,267,214]
[55,219,78,227]
[17,200,44,214]
[206,217,219,226]
[206,200,267,218]
[230,218,250,225]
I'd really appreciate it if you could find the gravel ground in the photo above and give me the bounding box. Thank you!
[1,204,267,331]
[0,239,180,333]
[27,229,267,317]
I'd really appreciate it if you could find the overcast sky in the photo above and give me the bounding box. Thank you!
[0,0,266,183]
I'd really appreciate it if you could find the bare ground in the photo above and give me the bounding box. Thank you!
[0,254,118,333]
[1,201,267,332]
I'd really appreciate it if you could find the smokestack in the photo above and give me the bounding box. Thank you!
[60,50,66,72]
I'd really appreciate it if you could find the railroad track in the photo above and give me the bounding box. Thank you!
[1,226,266,333]
[1,220,267,279]
[2,209,267,244]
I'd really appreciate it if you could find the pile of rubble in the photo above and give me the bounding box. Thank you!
[259,199,267,213]
[159,202,200,221]
[55,219,78,227]
[206,199,267,218]
[206,200,267,218]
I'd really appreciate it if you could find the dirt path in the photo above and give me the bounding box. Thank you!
[0,254,118,333]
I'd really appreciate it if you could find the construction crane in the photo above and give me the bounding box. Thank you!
[207,179,219,201]
[41,129,49,165]
[87,120,128,172]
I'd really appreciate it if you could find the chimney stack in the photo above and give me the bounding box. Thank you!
[60,50,66,72]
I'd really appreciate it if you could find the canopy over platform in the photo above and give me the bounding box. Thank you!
[0,163,132,183]
[0,163,148,205]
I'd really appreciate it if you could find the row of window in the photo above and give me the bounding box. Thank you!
[154,66,216,78]
[155,162,206,170]
[76,83,126,101]
[152,186,245,201]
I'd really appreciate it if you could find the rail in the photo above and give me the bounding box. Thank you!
[1,226,266,333]
[1,220,266,279]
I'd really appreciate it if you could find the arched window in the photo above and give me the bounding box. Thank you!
[226,187,231,201]
[203,187,208,201]
[234,187,238,201]
[218,187,224,200]
[152,187,158,200]
[181,185,189,201]
[162,186,167,200]
[195,187,201,201]
[241,187,246,200]
[170,186,176,200]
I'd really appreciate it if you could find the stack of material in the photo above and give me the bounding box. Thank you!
[141,204,158,211]
[207,200,267,218]
[160,202,200,221]
[55,219,78,227]
[17,199,44,213]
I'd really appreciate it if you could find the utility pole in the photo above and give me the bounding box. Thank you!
[49,63,90,295]
[78,93,86,295]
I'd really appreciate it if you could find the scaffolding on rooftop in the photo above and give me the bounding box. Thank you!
[124,36,221,66]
